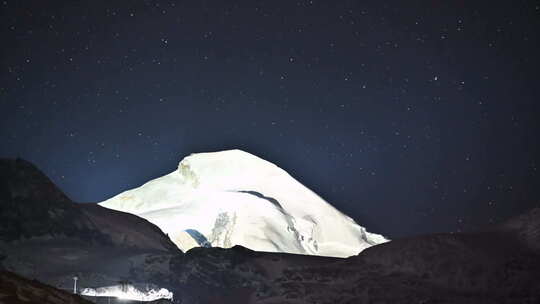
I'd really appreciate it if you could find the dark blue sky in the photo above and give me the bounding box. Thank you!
[1,0,539,238]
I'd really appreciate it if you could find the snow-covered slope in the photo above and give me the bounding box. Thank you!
[99,149,386,257]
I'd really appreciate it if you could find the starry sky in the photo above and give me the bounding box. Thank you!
[1,0,539,238]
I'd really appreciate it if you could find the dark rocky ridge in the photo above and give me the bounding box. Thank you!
[169,209,540,303]
[0,158,180,292]
[0,158,178,252]
[0,158,90,242]
[0,270,92,304]
[499,207,540,252]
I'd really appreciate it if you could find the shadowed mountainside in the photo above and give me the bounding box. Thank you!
[0,270,92,304]
[0,158,178,252]
[169,208,540,303]
[0,158,180,292]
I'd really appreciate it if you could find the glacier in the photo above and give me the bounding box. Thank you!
[99,149,387,257]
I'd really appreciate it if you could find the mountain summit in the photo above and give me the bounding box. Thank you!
[99,149,386,257]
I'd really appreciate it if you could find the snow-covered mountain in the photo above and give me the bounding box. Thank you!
[99,149,386,257]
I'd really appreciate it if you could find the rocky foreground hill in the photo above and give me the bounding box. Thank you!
[1,158,539,303]
[169,211,540,303]
[0,270,92,304]
[0,158,180,292]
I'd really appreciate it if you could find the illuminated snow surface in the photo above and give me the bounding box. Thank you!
[99,149,387,257]
[81,284,173,301]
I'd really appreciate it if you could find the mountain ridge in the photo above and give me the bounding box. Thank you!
[0,158,180,293]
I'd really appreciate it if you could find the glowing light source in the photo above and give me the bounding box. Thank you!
[81,284,173,302]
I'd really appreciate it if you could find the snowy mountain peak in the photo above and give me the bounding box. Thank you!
[177,149,282,190]
[99,149,387,257]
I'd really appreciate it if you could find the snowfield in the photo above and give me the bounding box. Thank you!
[99,149,387,257]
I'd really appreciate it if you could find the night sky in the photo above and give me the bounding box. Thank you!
[1,1,539,238]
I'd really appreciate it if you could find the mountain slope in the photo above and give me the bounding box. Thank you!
[169,207,540,304]
[498,207,540,251]
[99,149,386,257]
[0,270,92,304]
[0,158,180,292]
[0,158,177,252]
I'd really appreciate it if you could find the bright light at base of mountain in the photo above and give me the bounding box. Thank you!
[99,149,387,257]
[81,284,173,301]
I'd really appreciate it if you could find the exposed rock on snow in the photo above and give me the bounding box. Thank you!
[100,149,387,257]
